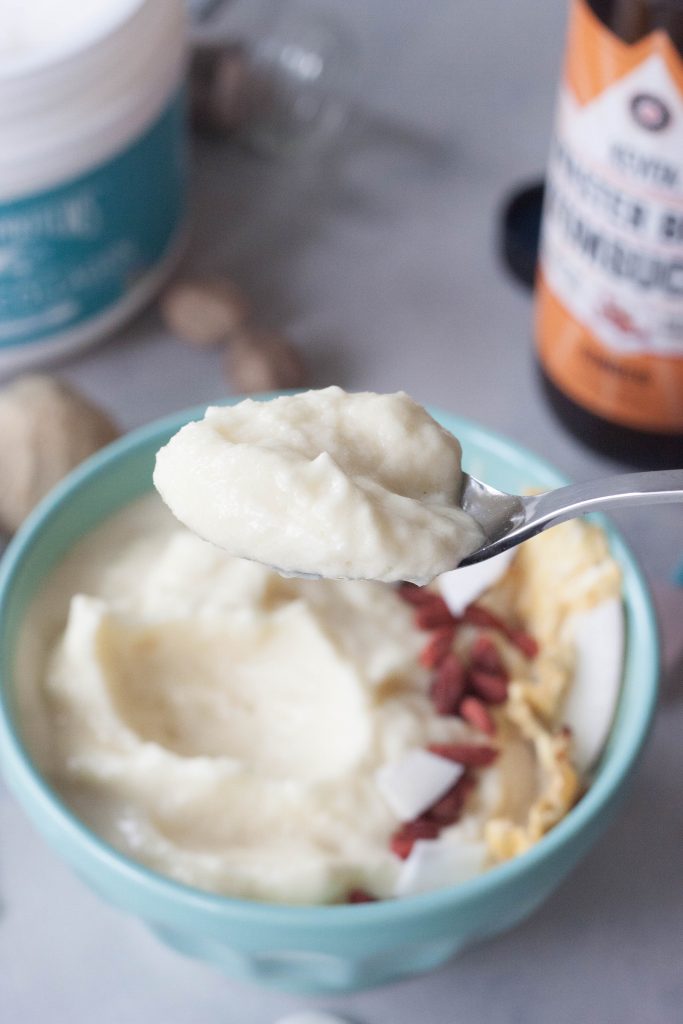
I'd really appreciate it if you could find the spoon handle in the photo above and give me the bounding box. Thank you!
[459,469,683,566]
[526,469,683,530]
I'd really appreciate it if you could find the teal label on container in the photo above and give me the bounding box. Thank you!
[0,91,186,348]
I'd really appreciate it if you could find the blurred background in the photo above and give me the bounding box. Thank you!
[1,1,682,1021]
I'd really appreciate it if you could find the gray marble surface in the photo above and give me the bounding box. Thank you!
[1,2,682,1022]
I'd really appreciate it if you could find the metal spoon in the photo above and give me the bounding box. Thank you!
[458,468,683,567]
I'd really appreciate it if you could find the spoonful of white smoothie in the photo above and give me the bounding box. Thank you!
[153,387,484,585]
[154,387,683,584]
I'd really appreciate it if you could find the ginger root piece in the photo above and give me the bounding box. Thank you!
[0,375,119,533]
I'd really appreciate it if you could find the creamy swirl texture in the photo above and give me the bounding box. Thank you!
[18,491,622,904]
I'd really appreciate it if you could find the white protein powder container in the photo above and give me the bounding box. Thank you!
[0,0,187,373]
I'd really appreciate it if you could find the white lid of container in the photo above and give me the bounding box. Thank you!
[0,0,145,78]
[0,0,186,200]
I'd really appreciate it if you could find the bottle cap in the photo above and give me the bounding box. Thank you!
[500,180,544,289]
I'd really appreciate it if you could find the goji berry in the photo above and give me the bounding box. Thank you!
[460,696,496,735]
[470,634,507,676]
[424,773,476,826]
[390,819,441,859]
[430,652,466,714]
[428,743,498,767]
[462,604,509,633]
[414,597,458,630]
[509,629,539,659]
[419,625,456,669]
[467,668,508,705]
[347,888,378,903]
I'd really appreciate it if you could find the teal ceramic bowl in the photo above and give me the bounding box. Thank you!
[0,397,659,995]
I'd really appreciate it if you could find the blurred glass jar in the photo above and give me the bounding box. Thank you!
[0,0,187,374]
[191,0,359,159]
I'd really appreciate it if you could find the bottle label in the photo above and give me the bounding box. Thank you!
[0,90,186,350]
[536,0,683,432]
